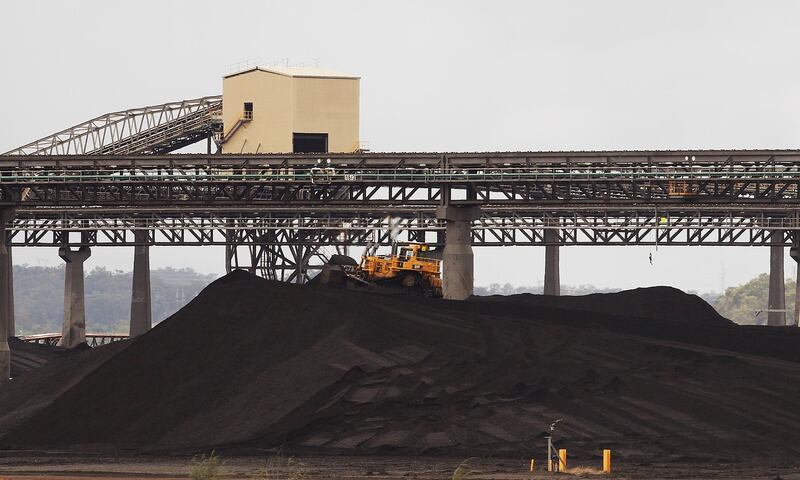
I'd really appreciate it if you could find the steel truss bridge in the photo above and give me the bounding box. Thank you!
[2,150,800,280]
[2,96,222,156]
[1,97,799,281]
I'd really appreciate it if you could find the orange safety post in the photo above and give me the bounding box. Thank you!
[602,449,612,474]
[558,449,567,471]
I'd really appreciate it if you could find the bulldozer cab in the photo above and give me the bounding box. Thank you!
[398,246,413,260]
[362,244,431,269]
[398,243,427,261]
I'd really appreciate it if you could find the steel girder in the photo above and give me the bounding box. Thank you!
[1,152,800,269]
[7,122,800,283]
[2,151,800,207]
[2,150,800,167]
[1,177,800,206]
[6,208,800,247]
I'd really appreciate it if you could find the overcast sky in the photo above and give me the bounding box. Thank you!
[3,1,800,292]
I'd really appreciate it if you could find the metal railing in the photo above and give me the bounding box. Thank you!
[19,333,128,347]
[2,166,800,183]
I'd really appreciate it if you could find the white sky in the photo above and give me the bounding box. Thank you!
[3,0,800,293]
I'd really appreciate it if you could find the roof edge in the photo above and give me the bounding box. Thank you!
[224,66,360,80]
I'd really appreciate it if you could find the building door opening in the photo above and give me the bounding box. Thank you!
[243,102,253,120]
[293,133,328,153]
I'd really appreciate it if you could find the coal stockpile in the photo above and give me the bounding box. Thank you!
[1,270,799,462]
[8,337,88,378]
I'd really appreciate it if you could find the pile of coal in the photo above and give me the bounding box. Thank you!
[1,270,799,463]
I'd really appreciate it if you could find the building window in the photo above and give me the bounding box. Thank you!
[293,133,328,153]
[243,102,253,120]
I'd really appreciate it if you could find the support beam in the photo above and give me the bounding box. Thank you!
[768,231,786,326]
[544,228,560,296]
[294,247,304,284]
[436,205,480,300]
[58,246,91,348]
[130,231,152,337]
[0,209,13,384]
[224,219,234,274]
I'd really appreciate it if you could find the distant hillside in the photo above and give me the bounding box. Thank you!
[13,266,218,335]
[474,283,619,296]
[478,276,799,326]
[474,282,721,305]
[13,267,793,334]
[714,273,797,325]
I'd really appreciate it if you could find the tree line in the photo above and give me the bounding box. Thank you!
[13,265,217,335]
[11,266,793,335]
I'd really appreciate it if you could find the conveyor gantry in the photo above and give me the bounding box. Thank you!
[2,96,222,156]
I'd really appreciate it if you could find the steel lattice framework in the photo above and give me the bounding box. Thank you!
[2,151,800,206]
[2,96,222,156]
[3,150,800,278]
[7,207,800,246]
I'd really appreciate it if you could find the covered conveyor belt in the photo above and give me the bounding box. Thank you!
[3,96,222,156]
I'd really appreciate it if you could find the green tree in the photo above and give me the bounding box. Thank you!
[12,265,217,336]
[713,273,797,325]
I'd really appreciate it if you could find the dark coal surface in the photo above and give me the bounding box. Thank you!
[1,270,799,462]
[479,286,732,326]
[0,338,130,438]
[9,337,74,378]
[8,337,93,379]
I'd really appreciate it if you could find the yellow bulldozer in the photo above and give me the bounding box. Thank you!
[316,243,443,297]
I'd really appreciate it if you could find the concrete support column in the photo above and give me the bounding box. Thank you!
[6,245,13,338]
[436,205,480,300]
[0,209,13,383]
[58,246,91,348]
[795,265,800,327]
[768,231,786,326]
[130,231,152,337]
[791,233,800,327]
[544,228,561,296]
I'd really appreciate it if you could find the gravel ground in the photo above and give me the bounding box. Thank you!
[0,453,799,479]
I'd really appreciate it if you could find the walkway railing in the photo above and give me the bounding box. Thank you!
[19,333,128,347]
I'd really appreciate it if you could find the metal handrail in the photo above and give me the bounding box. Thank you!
[2,168,800,183]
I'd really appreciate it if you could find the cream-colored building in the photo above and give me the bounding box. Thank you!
[221,66,360,154]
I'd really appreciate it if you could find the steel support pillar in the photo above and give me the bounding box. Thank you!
[544,228,561,296]
[436,205,480,300]
[0,209,13,384]
[58,246,91,348]
[130,231,152,337]
[768,231,786,326]
[224,219,235,274]
[294,247,304,284]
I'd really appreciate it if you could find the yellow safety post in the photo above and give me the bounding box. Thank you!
[558,449,567,472]
[602,449,612,474]
[529,458,535,471]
